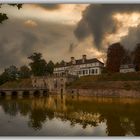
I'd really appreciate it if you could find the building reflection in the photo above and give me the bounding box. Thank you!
[0,96,140,135]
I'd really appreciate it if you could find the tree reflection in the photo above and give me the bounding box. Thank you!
[1,101,18,116]
[0,96,140,136]
[18,102,31,116]
[106,114,125,136]
[28,109,47,130]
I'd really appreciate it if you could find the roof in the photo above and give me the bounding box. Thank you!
[120,64,135,69]
[55,58,104,68]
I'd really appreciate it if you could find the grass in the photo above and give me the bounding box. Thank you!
[0,78,32,88]
[80,72,140,81]
[67,72,140,91]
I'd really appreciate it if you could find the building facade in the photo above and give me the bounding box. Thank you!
[120,64,136,73]
[53,55,104,77]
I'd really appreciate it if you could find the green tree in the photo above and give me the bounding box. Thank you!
[28,52,47,76]
[0,4,22,23]
[46,60,54,75]
[106,42,125,73]
[0,65,19,85]
[19,65,31,79]
[5,65,19,80]
[0,71,9,85]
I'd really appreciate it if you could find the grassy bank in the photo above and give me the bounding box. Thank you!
[67,72,140,91]
[0,79,32,88]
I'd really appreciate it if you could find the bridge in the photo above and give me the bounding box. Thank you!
[0,76,76,97]
[0,87,49,97]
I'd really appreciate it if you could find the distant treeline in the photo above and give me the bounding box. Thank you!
[0,52,59,85]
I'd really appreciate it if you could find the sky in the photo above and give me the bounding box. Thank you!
[1,4,140,72]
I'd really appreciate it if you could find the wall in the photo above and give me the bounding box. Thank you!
[120,68,136,73]
[66,88,140,98]
[31,76,71,94]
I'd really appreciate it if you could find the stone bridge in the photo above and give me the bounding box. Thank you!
[0,87,49,97]
[0,76,76,97]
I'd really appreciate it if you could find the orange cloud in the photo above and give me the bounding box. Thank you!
[24,20,38,27]
[104,12,140,47]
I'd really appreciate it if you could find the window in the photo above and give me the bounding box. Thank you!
[92,69,94,74]
[86,70,88,74]
[95,69,98,74]
[83,70,85,75]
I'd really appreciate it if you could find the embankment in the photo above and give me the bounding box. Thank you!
[66,73,140,98]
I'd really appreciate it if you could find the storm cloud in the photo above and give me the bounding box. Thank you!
[34,4,61,11]
[74,4,140,49]
[121,25,140,51]
[0,18,76,72]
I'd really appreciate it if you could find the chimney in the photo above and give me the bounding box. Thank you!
[82,55,86,63]
[71,57,76,64]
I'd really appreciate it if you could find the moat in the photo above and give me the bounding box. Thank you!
[0,95,140,136]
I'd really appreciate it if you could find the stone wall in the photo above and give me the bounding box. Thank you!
[31,76,70,94]
[66,88,140,98]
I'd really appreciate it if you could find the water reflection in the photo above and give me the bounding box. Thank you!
[0,95,140,136]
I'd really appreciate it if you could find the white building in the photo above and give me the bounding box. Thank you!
[54,55,104,77]
[120,64,136,73]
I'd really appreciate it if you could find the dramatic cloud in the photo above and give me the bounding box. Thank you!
[121,25,140,51]
[0,20,39,71]
[74,4,140,49]
[3,4,140,72]
[0,16,103,73]
[35,4,61,11]
[0,18,80,72]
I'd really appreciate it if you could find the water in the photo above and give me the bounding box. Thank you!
[0,95,140,136]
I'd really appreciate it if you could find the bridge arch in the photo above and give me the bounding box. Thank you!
[23,91,29,97]
[11,91,18,96]
[0,91,6,96]
[33,90,40,97]
[43,90,48,96]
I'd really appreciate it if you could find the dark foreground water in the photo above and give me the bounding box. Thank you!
[0,95,140,136]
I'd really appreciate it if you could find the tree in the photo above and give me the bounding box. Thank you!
[55,62,59,67]
[60,60,65,65]
[121,50,132,65]
[106,42,125,72]
[46,61,54,75]
[19,65,31,79]
[0,71,9,85]
[5,65,19,80]
[28,52,47,76]
[133,43,140,71]
[0,65,19,85]
[0,4,22,23]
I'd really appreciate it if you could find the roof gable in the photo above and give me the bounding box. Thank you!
[55,58,104,68]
